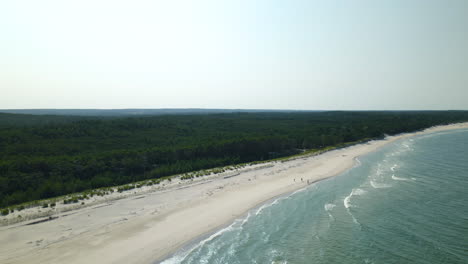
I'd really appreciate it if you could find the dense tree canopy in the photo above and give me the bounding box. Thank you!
[1,111,467,208]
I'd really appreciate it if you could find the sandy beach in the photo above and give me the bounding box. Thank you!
[1,122,467,264]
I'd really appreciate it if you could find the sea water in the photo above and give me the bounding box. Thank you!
[161,128,468,264]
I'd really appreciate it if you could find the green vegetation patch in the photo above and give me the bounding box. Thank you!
[1,111,468,208]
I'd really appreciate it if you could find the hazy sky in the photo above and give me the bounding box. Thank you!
[1,0,467,110]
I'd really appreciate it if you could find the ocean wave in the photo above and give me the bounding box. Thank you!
[161,212,249,264]
[370,180,392,189]
[267,249,286,264]
[375,163,382,176]
[161,224,234,264]
[241,212,252,226]
[164,185,310,263]
[343,195,351,209]
[290,187,307,196]
[376,167,383,176]
[401,140,414,151]
[324,203,336,221]
[391,174,411,181]
[353,157,362,168]
[256,192,296,216]
[324,203,336,211]
[352,188,366,196]
[255,203,271,216]
[343,188,366,209]
[255,188,307,216]
[387,140,414,157]
[390,164,398,172]
[344,189,366,226]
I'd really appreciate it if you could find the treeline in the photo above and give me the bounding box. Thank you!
[1,111,468,208]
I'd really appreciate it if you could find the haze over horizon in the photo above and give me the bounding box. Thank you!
[2,0,467,110]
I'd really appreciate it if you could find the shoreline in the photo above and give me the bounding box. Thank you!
[160,179,319,263]
[1,122,467,264]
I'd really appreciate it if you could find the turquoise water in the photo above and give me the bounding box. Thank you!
[161,129,468,264]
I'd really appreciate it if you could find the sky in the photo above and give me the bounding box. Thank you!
[1,0,467,110]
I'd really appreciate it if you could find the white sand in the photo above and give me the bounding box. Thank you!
[1,122,467,264]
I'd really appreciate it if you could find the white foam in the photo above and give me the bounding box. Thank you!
[375,162,382,173]
[391,174,410,181]
[256,195,289,216]
[324,203,336,211]
[353,157,362,167]
[343,188,366,209]
[255,203,270,216]
[343,188,366,226]
[402,141,415,152]
[352,188,366,196]
[343,194,352,209]
[325,203,336,221]
[290,187,307,196]
[390,164,398,172]
[267,249,286,264]
[161,212,247,264]
[255,187,307,216]
[160,254,186,264]
[350,214,360,225]
[241,212,252,225]
[370,180,392,189]
[376,168,382,176]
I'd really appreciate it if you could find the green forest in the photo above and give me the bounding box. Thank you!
[1,111,468,208]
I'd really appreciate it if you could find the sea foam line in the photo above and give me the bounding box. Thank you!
[370,180,392,189]
[391,174,411,181]
[324,203,336,221]
[255,198,283,216]
[343,193,352,209]
[344,188,366,226]
[344,189,364,209]
[290,187,308,196]
[162,186,307,263]
[160,212,249,264]
[324,203,336,211]
[353,157,362,168]
[255,188,304,216]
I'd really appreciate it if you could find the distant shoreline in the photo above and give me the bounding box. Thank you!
[0,108,323,117]
[1,122,467,264]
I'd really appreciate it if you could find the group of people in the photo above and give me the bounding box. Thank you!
[293,178,311,185]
